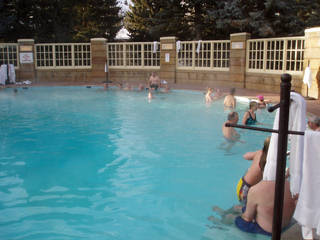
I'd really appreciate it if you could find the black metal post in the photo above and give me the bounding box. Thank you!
[271,73,291,240]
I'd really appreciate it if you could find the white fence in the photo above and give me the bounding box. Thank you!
[35,43,91,69]
[0,44,19,67]
[107,42,160,68]
[0,36,306,75]
[246,36,305,74]
[177,40,230,70]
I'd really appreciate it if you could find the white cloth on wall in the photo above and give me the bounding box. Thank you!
[263,92,306,190]
[0,64,7,85]
[294,130,320,236]
[8,64,16,83]
[196,40,202,54]
[153,41,158,53]
[303,66,312,89]
[176,41,181,52]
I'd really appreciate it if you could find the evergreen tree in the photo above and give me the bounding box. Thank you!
[149,1,189,40]
[0,0,16,41]
[182,0,217,40]
[73,0,122,42]
[1,0,36,41]
[0,0,122,42]
[124,0,156,41]
[296,0,320,32]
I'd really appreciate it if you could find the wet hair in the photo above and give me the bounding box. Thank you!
[249,101,258,109]
[259,136,271,172]
[314,117,320,127]
[227,111,238,121]
[230,88,236,95]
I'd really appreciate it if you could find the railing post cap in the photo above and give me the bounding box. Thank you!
[281,73,292,83]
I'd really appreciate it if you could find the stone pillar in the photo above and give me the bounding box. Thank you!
[17,39,36,82]
[160,37,177,84]
[90,38,107,82]
[229,33,251,88]
[304,27,320,99]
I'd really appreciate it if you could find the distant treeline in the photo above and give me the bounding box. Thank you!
[1,0,320,43]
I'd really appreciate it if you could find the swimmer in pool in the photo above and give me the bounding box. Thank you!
[222,112,241,142]
[224,88,236,109]
[236,137,270,206]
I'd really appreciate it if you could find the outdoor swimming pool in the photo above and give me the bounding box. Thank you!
[0,87,274,240]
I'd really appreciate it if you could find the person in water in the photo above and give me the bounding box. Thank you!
[242,101,258,125]
[257,95,267,108]
[224,88,236,109]
[149,72,160,90]
[205,87,214,103]
[236,136,270,205]
[222,112,241,142]
[235,179,296,236]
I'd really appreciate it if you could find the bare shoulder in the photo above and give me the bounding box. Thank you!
[251,180,273,193]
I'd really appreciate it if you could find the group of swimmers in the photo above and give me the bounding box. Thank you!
[209,96,296,236]
[102,72,170,100]
[208,89,320,238]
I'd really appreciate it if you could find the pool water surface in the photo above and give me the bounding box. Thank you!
[0,87,274,240]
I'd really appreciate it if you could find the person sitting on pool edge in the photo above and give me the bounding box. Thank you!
[149,72,160,90]
[237,136,270,206]
[242,101,258,125]
[235,179,296,236]
[222,112,241,142]
[224,88,236,109]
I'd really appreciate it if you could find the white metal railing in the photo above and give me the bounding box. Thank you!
[177,40,230,70]
[0,43,19,68]
[107,42,160,68]
[35,43,91,69]
[246,36,304,74]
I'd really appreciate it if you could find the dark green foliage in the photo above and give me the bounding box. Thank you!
[0,0,122,42]
[125,0,320,40]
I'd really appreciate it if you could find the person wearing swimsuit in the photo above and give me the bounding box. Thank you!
[242,101,258,125]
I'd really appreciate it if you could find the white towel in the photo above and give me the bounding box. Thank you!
[0,64,7,85]
[263,92,306,190]
[8,64,16,83]
[303,66,312,89]
[176,41,181,53]
[263,108,280,181]
[196,40,202,54]
[153,41,158,53]
[288,92,306,195]
[294,130,320,235]
[197,40,202,54]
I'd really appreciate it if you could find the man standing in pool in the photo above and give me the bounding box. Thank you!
[224,88,236,109]
[149,72,160,90]
[222,112,241,141]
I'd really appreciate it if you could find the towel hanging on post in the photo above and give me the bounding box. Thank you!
[196,40,202,54]
[303,66,312,89]
[176,41,181,53]
[153,41,158,53]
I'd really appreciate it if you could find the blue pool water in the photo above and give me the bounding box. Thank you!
[0,87,274,240]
